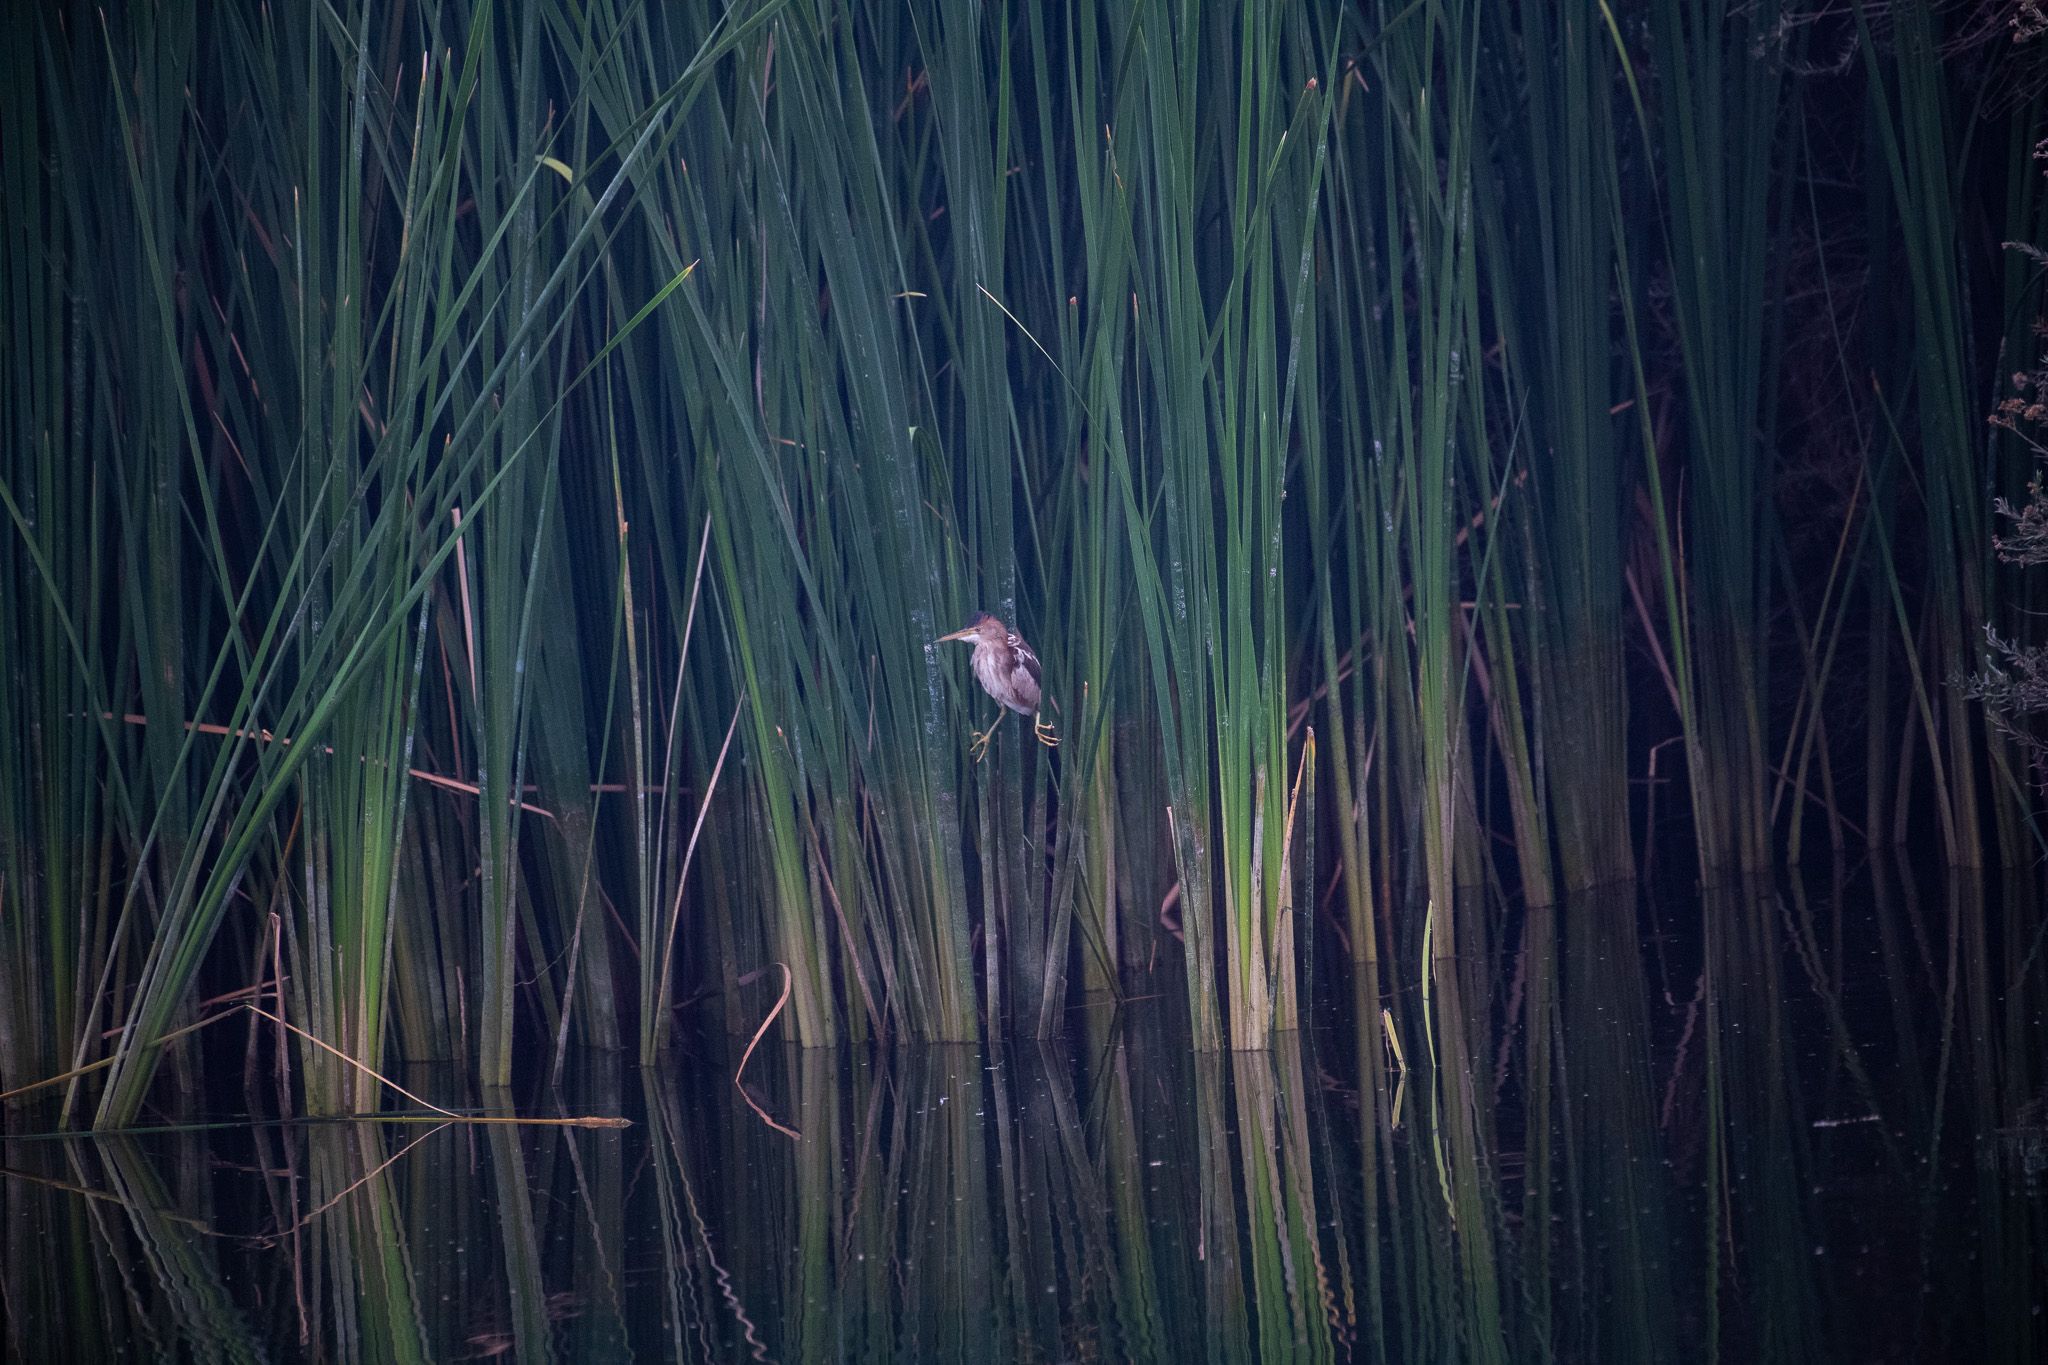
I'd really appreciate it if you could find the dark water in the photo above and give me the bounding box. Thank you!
[4,868,2043,1362]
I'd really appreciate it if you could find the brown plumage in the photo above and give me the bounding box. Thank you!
[935,611,1058,760]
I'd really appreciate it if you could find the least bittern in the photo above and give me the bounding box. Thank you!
[935,612,1059,761]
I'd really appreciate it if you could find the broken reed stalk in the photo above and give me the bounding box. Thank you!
[241,1004,629,1128]
[733,963,800,1141]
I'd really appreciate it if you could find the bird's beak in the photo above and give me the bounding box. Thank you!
[934,626,977,644]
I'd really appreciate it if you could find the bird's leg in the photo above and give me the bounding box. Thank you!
[1033,712,1060,748]
[968,709,1004,763]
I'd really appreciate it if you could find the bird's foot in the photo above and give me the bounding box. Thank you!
[968,726,997,763]
[1034,715,1060,748]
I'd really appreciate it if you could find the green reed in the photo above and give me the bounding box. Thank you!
[2,0,2041,1123]
[1645,0,1788,877]
[1475,1,1637,895]
[1854,2,2041,867]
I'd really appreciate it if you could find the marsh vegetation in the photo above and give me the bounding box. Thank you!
[2,2,2045,1353]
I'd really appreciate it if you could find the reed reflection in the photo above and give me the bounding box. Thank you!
[0,870,2040,1362]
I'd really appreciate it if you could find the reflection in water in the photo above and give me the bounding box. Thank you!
[2,867,2042,1362]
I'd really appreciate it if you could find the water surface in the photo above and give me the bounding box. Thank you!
[3,868,2042,1361]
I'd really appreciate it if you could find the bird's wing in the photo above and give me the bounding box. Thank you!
[1010,632,1042,689]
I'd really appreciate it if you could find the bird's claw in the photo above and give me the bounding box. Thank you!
[1034,716,1060,748]
[968,726,996,763]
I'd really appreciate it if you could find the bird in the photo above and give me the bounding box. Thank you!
[934,611,1059,761]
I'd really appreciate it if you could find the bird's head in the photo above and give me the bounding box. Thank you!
[936,611,1005,646]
